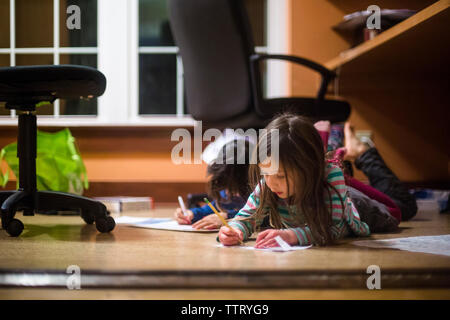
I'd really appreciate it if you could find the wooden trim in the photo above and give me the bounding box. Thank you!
[0,126,211,183]
[4,180,449,203]
[1,268,449,289]
[83,182,208,203]
[2,181,208,203]
[0,126,202,154]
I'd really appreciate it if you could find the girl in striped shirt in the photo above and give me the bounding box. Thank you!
[219,113,371,247]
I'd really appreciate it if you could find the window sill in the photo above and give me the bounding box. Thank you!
[0,115,197,128]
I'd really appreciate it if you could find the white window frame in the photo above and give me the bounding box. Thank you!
[267,0,290,98]
[0,0,100,125]
[0,0,288,127]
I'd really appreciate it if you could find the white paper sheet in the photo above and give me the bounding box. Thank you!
[115,216,171,225]
[216,243,312,252]
[274,235,292,251]
[116,216,219,232]
[352,234,450,257]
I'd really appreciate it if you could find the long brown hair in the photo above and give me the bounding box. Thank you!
[247,113,337,246]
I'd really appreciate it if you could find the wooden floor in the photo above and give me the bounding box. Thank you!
[0,204,449,299]
[1,288,450,300]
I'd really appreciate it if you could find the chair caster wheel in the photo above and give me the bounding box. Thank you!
[106,216,116,232]
[81,213,95,225]
[6,219,24,237]
[95,216,115,233]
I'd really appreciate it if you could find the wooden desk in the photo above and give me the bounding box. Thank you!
[323,0,450,185]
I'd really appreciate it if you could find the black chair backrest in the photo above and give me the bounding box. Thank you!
[168,0,259,122]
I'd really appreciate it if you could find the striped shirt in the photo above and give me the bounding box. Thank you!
[228,164,370,245]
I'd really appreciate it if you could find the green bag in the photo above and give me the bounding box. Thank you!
[0,128,89,195]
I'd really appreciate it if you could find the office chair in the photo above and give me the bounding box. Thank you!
[168,0,351,130]
[0,65,115,237]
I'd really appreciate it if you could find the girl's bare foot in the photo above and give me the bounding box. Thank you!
[344,122,368,161]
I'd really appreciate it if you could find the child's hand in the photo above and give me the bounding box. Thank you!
[192,212,226,230]
[174,208,194,225]
[255,229,298,248]
[219,226,244,246]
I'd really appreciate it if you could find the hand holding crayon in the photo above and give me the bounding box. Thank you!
[204,198,244,246]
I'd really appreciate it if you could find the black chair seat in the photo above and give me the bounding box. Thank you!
[0,65,106,108]
[200,97,351,130]
[197,110,268,130]
[263,97,351,123]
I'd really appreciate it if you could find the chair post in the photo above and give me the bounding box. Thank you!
[17,112,37,215]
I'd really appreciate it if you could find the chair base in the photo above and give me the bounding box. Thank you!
[0,190,115,237]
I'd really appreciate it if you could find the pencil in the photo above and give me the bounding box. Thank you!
[204,198,244,246]
[178,196,188,216]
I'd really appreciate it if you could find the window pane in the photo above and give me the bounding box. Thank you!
[139,0,174,46]
[0,54,9,67]
[245,0,267,47]
[183,91,188,115]
[0,0,9,48]
[59,54,98,115]
[16,0,53,48]
[15,54,53,66]
[15,54,54,115]
[0,54,9,114]
[139,54,176,115]
[137,0,266,117]
[260,59,268,98]
[59,0,97,47]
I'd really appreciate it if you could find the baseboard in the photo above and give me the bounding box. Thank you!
[2,181,208,203]
[3,180,448,204]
